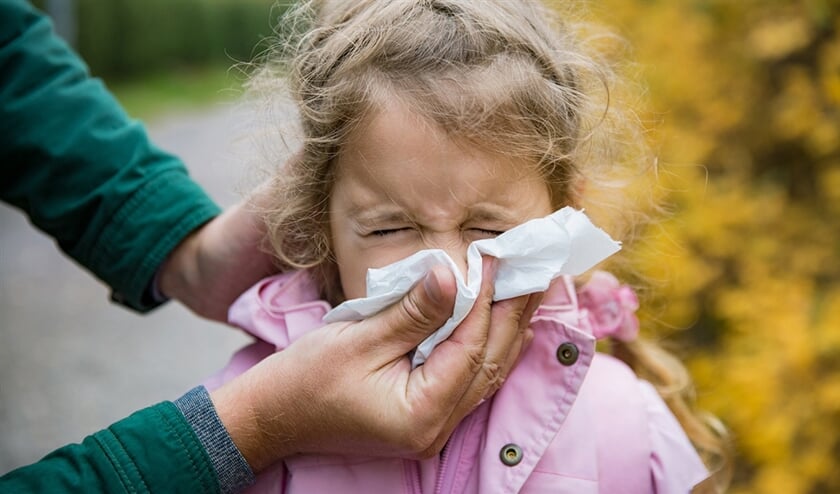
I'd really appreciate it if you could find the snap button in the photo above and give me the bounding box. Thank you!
[556,342,579,366]
[499,443,523,466]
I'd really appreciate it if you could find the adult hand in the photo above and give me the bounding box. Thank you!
[157,192,277,322]
[211,257,541,472]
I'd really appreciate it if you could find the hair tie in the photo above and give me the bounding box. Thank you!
[577,271,639,342]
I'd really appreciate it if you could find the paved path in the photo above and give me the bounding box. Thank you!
[0,101,287,472]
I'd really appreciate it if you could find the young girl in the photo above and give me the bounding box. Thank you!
[209,0,728,491]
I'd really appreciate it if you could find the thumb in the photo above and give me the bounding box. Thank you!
[363,265,457,355]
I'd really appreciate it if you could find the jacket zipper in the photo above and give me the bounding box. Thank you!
[433,441,452,494]
[406,458,422,494]
[434,411,478,494]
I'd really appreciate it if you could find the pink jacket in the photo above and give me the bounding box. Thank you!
[207,271,709,493]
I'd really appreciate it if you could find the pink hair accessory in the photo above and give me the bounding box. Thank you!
[577,271,640,341]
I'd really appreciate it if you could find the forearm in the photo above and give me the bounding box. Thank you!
[0,398,247,493]
[0,0,220,311]
[209,346,309,472]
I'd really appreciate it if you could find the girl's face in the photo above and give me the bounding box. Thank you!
[329,101,553,300]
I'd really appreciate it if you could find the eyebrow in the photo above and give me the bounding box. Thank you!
[349,205,522,229]
[349,208,412,227]
[466,207,520,225]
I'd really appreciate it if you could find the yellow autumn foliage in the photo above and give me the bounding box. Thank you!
[573,0,840,491]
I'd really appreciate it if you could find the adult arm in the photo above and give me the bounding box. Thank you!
[0,0,220,311]
[0,399,229,494]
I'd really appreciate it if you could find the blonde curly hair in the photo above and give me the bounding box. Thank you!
[249,0,730,488]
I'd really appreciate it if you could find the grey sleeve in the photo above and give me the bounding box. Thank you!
[174,386,257,494]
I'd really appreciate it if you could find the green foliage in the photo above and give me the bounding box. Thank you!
[109,65,243,120]
[587,0,840,491]
[73,0,282,79]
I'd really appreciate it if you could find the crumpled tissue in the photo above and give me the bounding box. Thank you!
[323,207,621,367]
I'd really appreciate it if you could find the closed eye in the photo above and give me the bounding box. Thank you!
[370,228,412,237]
[470,228,505,238]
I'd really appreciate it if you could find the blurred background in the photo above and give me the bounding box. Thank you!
[1,1,839,492]
[583,1,840,492]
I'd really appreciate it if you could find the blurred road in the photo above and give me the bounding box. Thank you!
[0,101,280,472]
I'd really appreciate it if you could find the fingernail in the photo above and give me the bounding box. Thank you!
[424,269,443,304]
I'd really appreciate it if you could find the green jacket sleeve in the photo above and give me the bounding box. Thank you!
[0,0,221,311]
[0,402,221,493]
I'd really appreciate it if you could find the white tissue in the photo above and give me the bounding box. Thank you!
[323,207,621,367]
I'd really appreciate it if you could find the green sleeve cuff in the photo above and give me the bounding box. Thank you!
[88,166,221,312]
[91,402,220,493]
[0,402,220,493]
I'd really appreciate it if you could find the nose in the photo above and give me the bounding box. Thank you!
[447,247,470,280]
[423,234,471,280]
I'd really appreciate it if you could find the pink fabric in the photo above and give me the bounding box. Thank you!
[213,271,709,493]
[577,271,640,342]
[203,271,330,391]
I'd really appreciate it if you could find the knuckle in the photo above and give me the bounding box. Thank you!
[463,343,485,374]
[481,361,503,387]
[477,360,507,399]
[489,374,506,395]
[400,290,435,328]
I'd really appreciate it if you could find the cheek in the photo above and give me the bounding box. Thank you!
[336,261,367,300]
[334,242,421,300]
[329,227,365,300]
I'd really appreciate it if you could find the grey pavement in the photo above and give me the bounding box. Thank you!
[0,101,289,473]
